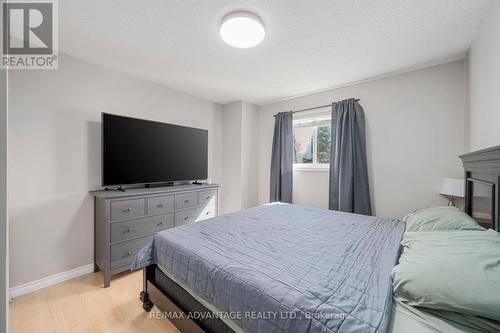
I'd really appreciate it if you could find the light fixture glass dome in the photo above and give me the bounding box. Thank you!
[220,12,265,48]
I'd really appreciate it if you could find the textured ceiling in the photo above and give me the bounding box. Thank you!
[60,0,491,105]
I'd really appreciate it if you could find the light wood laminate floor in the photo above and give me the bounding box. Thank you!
[10,270,180,333]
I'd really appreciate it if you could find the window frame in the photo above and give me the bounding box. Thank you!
[292,111,331,172]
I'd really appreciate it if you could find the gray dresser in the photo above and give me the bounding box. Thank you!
[92,184,220,287]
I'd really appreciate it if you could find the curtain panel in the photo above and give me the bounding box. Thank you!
[270,111,293,203]
[329,99,372,215]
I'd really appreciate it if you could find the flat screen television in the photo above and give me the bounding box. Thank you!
[102,113,208,186]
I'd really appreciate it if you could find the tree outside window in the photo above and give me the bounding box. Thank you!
[293,114,331,169]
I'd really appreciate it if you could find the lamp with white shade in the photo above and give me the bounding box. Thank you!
[440,178,465,207]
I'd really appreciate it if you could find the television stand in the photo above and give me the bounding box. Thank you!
[91,183,220,287]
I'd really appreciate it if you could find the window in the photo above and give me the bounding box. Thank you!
[293,113,331,170]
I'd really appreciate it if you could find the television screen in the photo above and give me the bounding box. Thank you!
[102,113,208,186]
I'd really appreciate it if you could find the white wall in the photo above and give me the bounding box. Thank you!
[467,1,500,151]
[240,102,259,209]
[8,53,224,287]
[222,102,243,213]
[258,61,466,218]
[221,101,259,213]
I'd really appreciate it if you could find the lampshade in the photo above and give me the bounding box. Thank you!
[440,178,465,197]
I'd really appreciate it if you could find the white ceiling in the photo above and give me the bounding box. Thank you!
[60,0,491,105]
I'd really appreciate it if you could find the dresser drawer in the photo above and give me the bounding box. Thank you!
[198,204,216,221]
[110,213,174,242]
[148,195,174,215]
[175,207,203,226]
[198,189,217,206]
[110,198,145,221]
[110,235,152,271]
[175,192,198,210]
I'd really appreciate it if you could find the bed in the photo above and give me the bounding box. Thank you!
[133,203,405,333]
[133,203,500,333]
[132,146,500,333]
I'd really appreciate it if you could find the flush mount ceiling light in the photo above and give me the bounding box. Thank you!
[219,12,265,48]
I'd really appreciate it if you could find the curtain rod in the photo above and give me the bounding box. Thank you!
[292,99,360,114]
[273,99,361,117]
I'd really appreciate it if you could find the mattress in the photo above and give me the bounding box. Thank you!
[133,203,405,333]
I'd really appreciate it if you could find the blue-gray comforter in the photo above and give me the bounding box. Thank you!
[133,203,405,333]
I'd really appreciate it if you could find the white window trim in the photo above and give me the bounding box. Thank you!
[293,163,329,172]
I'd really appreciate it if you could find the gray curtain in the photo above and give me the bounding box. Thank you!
[270,112,293,203]
[329,99,372,215]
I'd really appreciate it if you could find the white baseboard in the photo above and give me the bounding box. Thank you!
[10,263,95,299]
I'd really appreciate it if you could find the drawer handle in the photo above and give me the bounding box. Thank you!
[184,200,189,203]
[126,228,134,232]
[184,216,189,221]
[206,211,210,215]
[157,221,164,226]
[206,196,211,200]
[127,251,132,256]
[123,207,132,212]
[158,203,165,207]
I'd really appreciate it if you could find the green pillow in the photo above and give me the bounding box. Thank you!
[403,206,484,231]
[392,230,500,321]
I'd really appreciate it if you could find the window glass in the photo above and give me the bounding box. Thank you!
[293,113,331,168]
[315,126,331,163]
[293,126,314,163]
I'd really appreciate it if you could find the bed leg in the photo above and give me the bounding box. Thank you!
[141,267,154,312]
[140,291,153,312]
